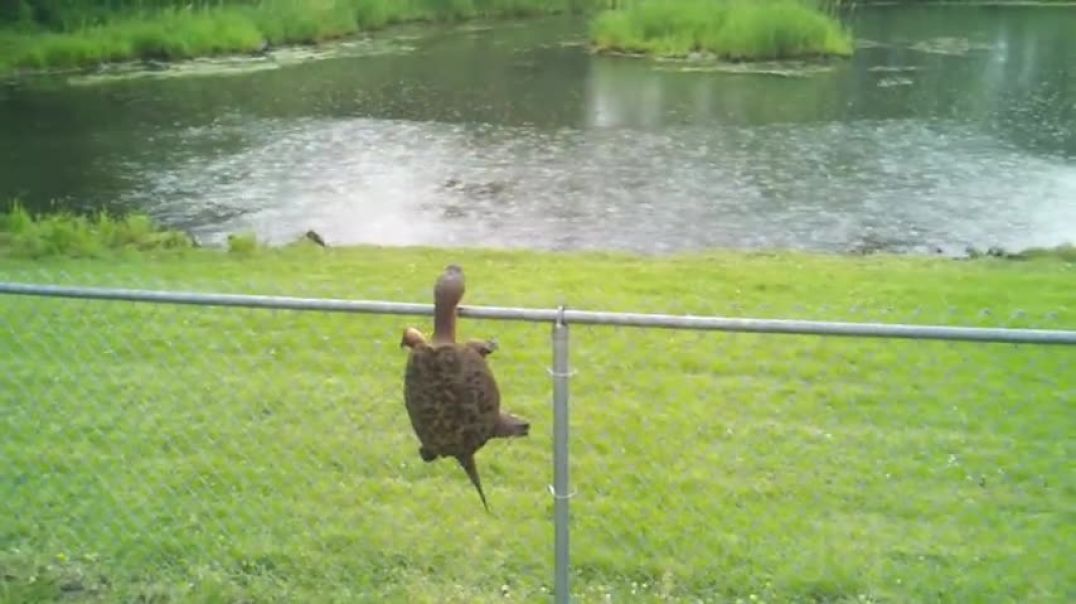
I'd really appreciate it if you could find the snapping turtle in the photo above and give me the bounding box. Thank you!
[400,265,530,512]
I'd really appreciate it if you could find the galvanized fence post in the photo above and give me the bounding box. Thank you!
[551,305,572,604]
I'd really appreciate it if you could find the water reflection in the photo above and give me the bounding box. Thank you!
[0,6,1073,254]
[141,114,1075,255]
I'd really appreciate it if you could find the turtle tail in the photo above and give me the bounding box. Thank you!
[457,453,491,513]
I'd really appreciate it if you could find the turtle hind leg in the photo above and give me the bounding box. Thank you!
[419,446,438,462]
[493,412,530,438]
[466,338,498,357]
[457,453,491,514]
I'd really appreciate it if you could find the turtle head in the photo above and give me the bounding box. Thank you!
[432,264,465,345]
[434,264,465,309]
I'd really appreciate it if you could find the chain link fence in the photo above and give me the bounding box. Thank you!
[1,273,1074,603]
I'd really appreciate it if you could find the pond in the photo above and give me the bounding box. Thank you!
[1,5,1074,255]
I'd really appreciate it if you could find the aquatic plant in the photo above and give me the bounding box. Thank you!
[0,201,193,257]
[226,231,261,254]
[591,0,854,61]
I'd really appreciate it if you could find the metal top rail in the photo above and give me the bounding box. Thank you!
[2,281,1075,345]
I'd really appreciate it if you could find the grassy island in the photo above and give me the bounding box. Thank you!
[591,0,854,61]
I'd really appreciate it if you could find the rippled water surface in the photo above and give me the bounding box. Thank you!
[2,6,1074,254]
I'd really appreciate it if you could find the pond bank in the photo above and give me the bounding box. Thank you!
[0,0,862,77]
[0,0,610,77]
[2,204,1073,262]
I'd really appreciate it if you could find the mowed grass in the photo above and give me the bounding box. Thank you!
[591,0,854,60]
[0,232,1074,601]
[0,0,613,75]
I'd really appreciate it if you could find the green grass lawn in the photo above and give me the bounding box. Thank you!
[1,237,1074,602]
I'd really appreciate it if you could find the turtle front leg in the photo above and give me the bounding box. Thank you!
[400,327,428,349]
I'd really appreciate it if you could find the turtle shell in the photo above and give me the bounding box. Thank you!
[403,340,501,461]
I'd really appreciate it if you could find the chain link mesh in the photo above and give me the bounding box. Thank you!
[1,268,1073,602]
[0,272,553,602]
[568,323,1073,602]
